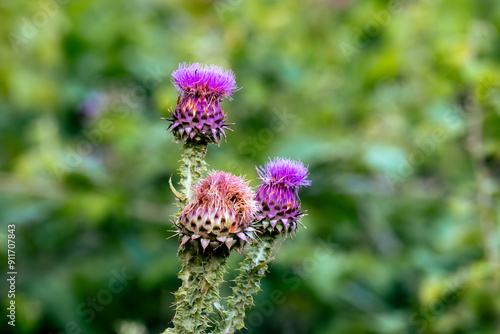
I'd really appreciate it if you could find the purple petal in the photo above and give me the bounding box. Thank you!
[171,62,238,99]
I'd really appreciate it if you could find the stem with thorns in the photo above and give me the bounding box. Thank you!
[176,141,208,211]
[171,250,228,334]
[164,141,212,334]
[216,233,282,334]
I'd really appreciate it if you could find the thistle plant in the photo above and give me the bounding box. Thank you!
[162,62,310,334]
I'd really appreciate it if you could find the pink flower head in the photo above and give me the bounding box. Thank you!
[177,171,258,252]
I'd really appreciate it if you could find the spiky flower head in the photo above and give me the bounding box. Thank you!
[176,171,258,253]
[255,158,311,235]
[164,63,238,145]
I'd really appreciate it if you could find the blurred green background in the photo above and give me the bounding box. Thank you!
[1,0,500,333]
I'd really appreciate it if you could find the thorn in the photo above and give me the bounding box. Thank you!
[246,232,256,240]
[270,220,278,229]
[201,238,210,251]
[180,235,190,246]
[225,237,235,250]
[169,175,184,200]
[166,233,179,240]
[236,232,247,242]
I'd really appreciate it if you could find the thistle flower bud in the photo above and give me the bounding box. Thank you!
[255,158,311,235]
[176,171,258,253]
[164,63,238,145]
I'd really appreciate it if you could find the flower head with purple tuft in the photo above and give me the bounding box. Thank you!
[164,63,238,145]
[255,158,311,235]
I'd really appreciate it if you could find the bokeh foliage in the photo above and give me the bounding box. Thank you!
[1,0,500,333]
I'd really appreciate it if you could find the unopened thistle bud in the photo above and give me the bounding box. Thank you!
[164,63,238,145]
[255,158,311,235]
[176,171,258,253]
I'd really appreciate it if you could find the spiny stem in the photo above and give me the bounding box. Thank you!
[178,141,208,210]
[216,234,282,334]
[173,251,228,334]
[165,141,209,334]
[170,250,201,333]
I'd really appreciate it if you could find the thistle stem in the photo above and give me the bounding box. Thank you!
[172,251,228,334]
[216,234,282,334]
[165,141,210,334]
[178,141,208,209]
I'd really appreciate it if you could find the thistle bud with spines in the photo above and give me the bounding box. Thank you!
[175,170,258,253]
[254,158,311,235]
[164,62,238,145]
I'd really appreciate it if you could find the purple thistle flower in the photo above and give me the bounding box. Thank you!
[164,63,239,145]
[171,63,238,99]
[255,158,311,235]
[176,171,258,253]
[256,158,311,190]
